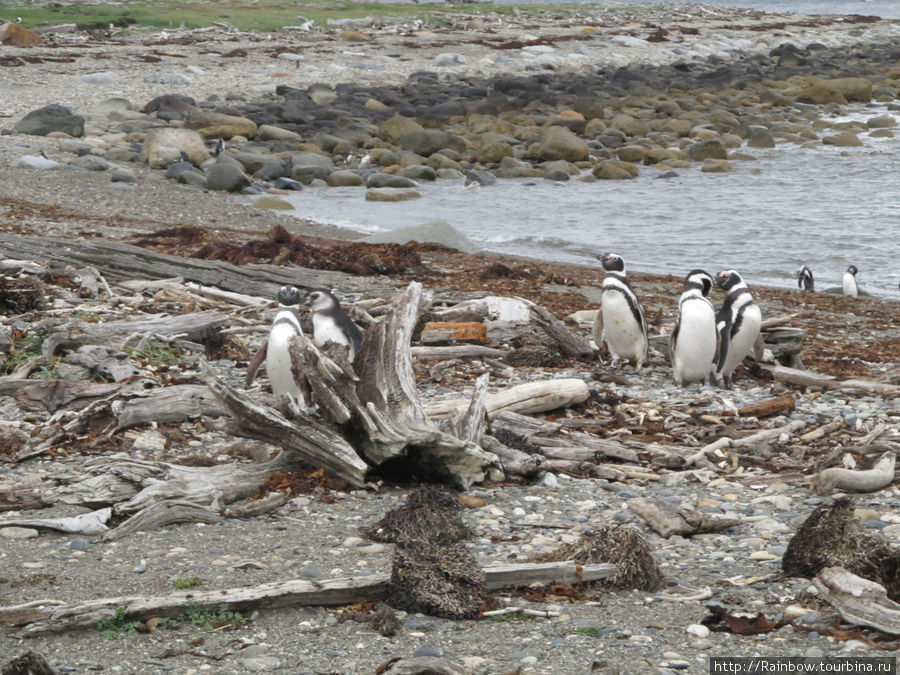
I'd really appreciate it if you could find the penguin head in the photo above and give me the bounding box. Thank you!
[277,285,302,306]
[685,269,714,296]
[846,265,858,277]
[715,269,745,291]
[598,252,626,273]
[305,288,340,314]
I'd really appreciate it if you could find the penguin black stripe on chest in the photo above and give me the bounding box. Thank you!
[714,270,762,387]
[593,253,648,367]
[670,269,716,387]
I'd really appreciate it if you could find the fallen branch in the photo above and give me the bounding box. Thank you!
[684,420,807,469]
[810,451,896,496]
[424,379,590,421]
[812,567,900,635]
[0,561,616,636]
[628,498,741,538]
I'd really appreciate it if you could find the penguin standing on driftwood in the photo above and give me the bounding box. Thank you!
[592,253,648,367]
[305,288,364,360]
[670,269,717,387]
[265,285,308,411]
[714,270,762,388]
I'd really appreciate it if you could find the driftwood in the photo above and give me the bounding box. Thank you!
[737,394,795,419]
[760,364,900,395]
[517,297,595,359]
[411,345,507,361]
[424,378,590,421]
[812,567,900,635]
[0,561,616,637]
[684,420,807,469]
[628,497,741,538]
[479,436,545,477]
[810,451,896,495]
[0,507,112,535]
[12,377,156,413]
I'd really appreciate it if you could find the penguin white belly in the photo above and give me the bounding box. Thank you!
[601,291,646,363]
[842,273,858,297]
[721,305,762,379]
[312,314,351,349]
[266,321,305,407]
[672,300,717,386]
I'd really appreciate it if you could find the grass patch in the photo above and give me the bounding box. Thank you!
[0,0,590,33]
[574,626,610,637]
[0,333,55,378]
[172,576,205,590]
[125,343,184,368]
[97,606,141,639]
[159,601,245,630]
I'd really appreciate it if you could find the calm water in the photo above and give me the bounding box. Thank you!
[281,103,900,299]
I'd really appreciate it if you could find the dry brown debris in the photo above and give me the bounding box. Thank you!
[361,484,470,547]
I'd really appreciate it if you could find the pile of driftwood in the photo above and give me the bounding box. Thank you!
[1,241,899,640]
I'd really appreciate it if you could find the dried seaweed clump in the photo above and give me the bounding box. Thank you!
[1,650,57,675]
[782,497,900,601]
[0,276,46,315]
[360,485,470,547]
[389,543,486,620]
[538,525,665,591]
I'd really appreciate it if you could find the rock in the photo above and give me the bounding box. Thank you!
[366,173,417,189]
[435,53,466,67]
[701,159,732,173]
[592,160,637,180]
[827,77,872,102]
[617,145,647,163]
[253,196,294,210]
[14,104,85,137]
[70,156,110,172]
[339,29,371,42]
[362,221,478,253]
[144,73,192,85]
[131,429,167,453]
[608,113,650,138]
[274,177,303,191]
[365,188,421,202]
[796,85,846,105]
[257,124,302,141]
[400,165,437,181]
[186,111,258,140]
[539,126,588,162]
[379,115,450,156]
[0,21,41,46]
[866,115,895,129]
[80,71,116,85]
[142,128,210,169]
[464,170,496,186]
[474,141,513,164]
[822,131,862,147]
[206,163,252,192]
[0,526,39,539]
[543,169,570,181]
[291,152,336,184]
[364,98,389,112]
[746,128,776,148]
[142,94,197,120]
[327,170,364,187]
[14,155,61,170]
[687,139,727,161]
[110,169,135,183]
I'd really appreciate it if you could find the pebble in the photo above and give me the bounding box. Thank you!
[0,526,39,539]
[686,624,710,639]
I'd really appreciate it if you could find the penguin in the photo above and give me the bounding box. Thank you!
[592,252,648,367]
[714,270,762,388]
[842,265,859,297]
[212,137,226,157]
[796,265,814,292]
[305,288,364,360]
[264,284,308,411]
[670,269,717,387]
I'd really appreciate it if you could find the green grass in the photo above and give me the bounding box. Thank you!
[172,576,205,590]
[125,344,184,368]
[0,0,592,33]
[0,334,46,377]
[162,601,245,630]
[97,606,141,639]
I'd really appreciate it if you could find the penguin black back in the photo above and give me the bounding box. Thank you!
[796,265,814,292]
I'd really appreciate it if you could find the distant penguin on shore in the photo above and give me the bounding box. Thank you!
[842,265,859,297]
[305,288,364,361]
[265,285,308,412]
[593,253,648,367]
[714,270,762,388]
[796,265,814,292]
[670,270,717,387]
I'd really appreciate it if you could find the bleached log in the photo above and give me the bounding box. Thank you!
[480,436,545,478]
[628,497,741,538]
[684,420,807,469]
[431,296,530,323]
[810,451,896,496]
[812,567,900,635]
[12,377,156,413]
[103,500,223,541]
[183,281,269,306]
[411,345,507,360]
[760,364,900,395]
[424,379,590,421]
[516,297,595,359]
[0,507,112,535]
[1,561,616,636]
[454,372,490,444]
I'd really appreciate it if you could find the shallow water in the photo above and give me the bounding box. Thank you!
[279,106,900,299]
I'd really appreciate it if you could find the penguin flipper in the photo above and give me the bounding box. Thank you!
[245,339,269,386]
[715,319,730,376]
[591,304,604,349]
[669,315,681,360]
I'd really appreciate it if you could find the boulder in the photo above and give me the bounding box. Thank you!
[366,173,417,189]
[362,221,478,253]
[592,160,637,180]
[291,152,336,184]
[617,145,647,163]
[253,196,294,210]
[186,111,258,140]
[14,105,84,137]
[327,170,365,187]
[822,131,863,147]
[539,126,588,162]
[687,139,727,161]
[746,128,776,148]
[400,165,437,181]
[700,159,732,173]
[474,141,512,164]
[142,94,197,120]
[142,128,210,169]
[866,115,895,129]
[379,115,450,156]
[365,188,421,202]
[827,77,872,103]
[206,163,251,192]
[795,85,846,105]
[257,124,302,141]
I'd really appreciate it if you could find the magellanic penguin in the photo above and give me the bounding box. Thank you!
[592,253,648,367]
[842,265,859,297]
[796,265,814,292]
[714,270,762,388]
[265,285,308,411]
[305,288,364,360]
[670,269,717,387]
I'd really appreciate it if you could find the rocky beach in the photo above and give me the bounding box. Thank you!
[0,3,899,674]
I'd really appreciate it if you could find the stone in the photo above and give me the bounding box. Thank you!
[379,115,450,156]
[143,128,210,169]
[687,139,728,161]
[257,124,302,141]
[253,196,294,210]
[0,526,39,539]
[274,177,303,191]
[14,155,61,170]
[700,159,732,173]
[131,429,167,453]
[339,29,371,42]
[617,145,647,163]
[608,113,650,137]
[144,73,191,85]
[543,169,570,181]
[539,125,588,162]
[15,104,85,137]
[186,111,258,140]
[822,131,863,147]
[474,141,513,164]
[365,188,421,202]
[796,85,846,105]
[362,220,478,253]
[142,94,197,119]
[291,152,336,184]
[206,163,251,192]
[592,160,637,180]
[746,128,776,148]
[866,115,895,129]
[80,71,116,84]
[327,170,364,187]
[827,77,872,102]
[400,164,437,181]
[70,156,110,172]
[366,173,416,189]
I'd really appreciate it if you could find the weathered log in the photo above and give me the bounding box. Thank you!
[424,379,590,421]
[0,561,616,636]
[810,451,896,496]
[102,500,223,541]
[420,321,487,344]
[517,297,595,360]
[812,567,900,635]
[479,436,545,478]
[410,345,507,361]
[12,377,156,413]
[628,498,741,538]
[452,372,490,444]
[760,364,900,394]
[684,420,807,469]
[430,296,530,323]
[0,487,47,512]
[737,394,795,419]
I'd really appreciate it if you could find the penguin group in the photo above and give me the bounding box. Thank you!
[248,285,364,412]
[594,253,761,388]
[796,264,865,297]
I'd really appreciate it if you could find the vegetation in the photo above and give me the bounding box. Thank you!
[0,0,588,33]
[0,333,57,378]
[171,576,205,589]
[125,343,184,368]
[485,610,542,622]
[161,601,245,630]
[97,606,141,639]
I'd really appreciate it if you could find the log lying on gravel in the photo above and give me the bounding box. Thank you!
[810,451,896,495]
[0,561,616,637]
[424,378,590,422]
[812,567,900,635]
[760,364,900,394]
[628,497,741,538]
